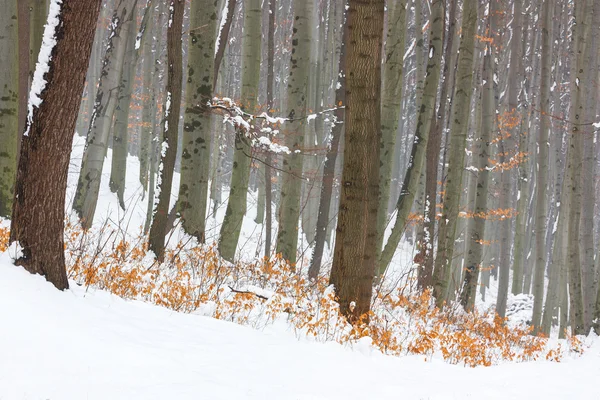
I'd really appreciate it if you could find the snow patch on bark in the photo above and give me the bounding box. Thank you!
[25,0,63,136]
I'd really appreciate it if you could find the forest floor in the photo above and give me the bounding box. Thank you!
[1,136,599,399]
[1,253,599,400]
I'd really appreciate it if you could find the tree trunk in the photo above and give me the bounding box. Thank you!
[432,0,478,307]
[309,6,347,280]
[0,0,19,218]
[109,3,138,209]
[419,0,458,288]
[139,1,156,191]
[374,0,407,267]
[564,0,591,335]
[178,0,218,242]
[378,0,445,275]
[329,0,383,322]
[460,47,493,311]
[532,0,553,334]
[73,0,138,229]
[276,0,314,264]
[10,0,102,290]
[148,0,184,261]
[218,0,262,262]
[264,0,276,259]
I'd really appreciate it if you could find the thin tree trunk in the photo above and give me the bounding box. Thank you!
[309,7,347,280]
[73,0,138,229]
[10,0,102,290]
[532,0,553,334]
[378,0,445,275]
[109,4,138,209]
[460,46,493,311]
[374,0,407,266]
[419,0,458,288]
[148,0,184,261]
[264,0,276,259]
[214,0,237,91]
[218,0,262,262]
[432,0,478,307]
[276,0,314,264]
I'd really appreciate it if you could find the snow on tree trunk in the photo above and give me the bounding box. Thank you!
[10,0,102,290]
[218,0,262,262]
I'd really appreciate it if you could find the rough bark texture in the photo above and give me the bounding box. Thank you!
[178,0,218,242]
[10,0,102,290]
[218,0,261,262]
[432,0,477,307]
[0,0,19,218]
[378,0,444,274]
[276,0,314,264]
[329,0,383,321]
[148,0,184,261]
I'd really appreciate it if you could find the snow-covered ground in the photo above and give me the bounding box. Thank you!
[1,252,599,400]
[1,136,598,399]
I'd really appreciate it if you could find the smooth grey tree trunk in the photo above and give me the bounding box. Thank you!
[0,0,19,217]
[218,0,262,262]
[73,0,138,229]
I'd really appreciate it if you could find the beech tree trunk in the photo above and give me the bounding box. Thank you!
[432,0,477,307]
[276,0,314,264]
[73,0,138,229]
[10,0,102,290]
[378,0,445,274]
[148,0,184,261]
[0,0,19,217]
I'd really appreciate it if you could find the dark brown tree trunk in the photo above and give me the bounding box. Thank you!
[10,0,102,290]
[309,10,347,280]
[329,0,383,321]
[148,0,184,261]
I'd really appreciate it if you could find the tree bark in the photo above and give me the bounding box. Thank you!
[531,0,553,334]
[275,0,314,264]
[309,6,347,280]
[73,0,138,229]
[329,0,384,322]
[432,0,478,307]
[178,0,218,242]
[218,0,262,262]
[148,0,184,261]
[0,0,19,218]
[378,0,445,274]
[10,0,102,290]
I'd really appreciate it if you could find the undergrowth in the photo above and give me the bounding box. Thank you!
[0,222,584,367]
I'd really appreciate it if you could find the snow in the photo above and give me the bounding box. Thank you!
[25,0,62,136]
[215,0,230,56]
[2,251,600,399]
[14,134,589,400]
